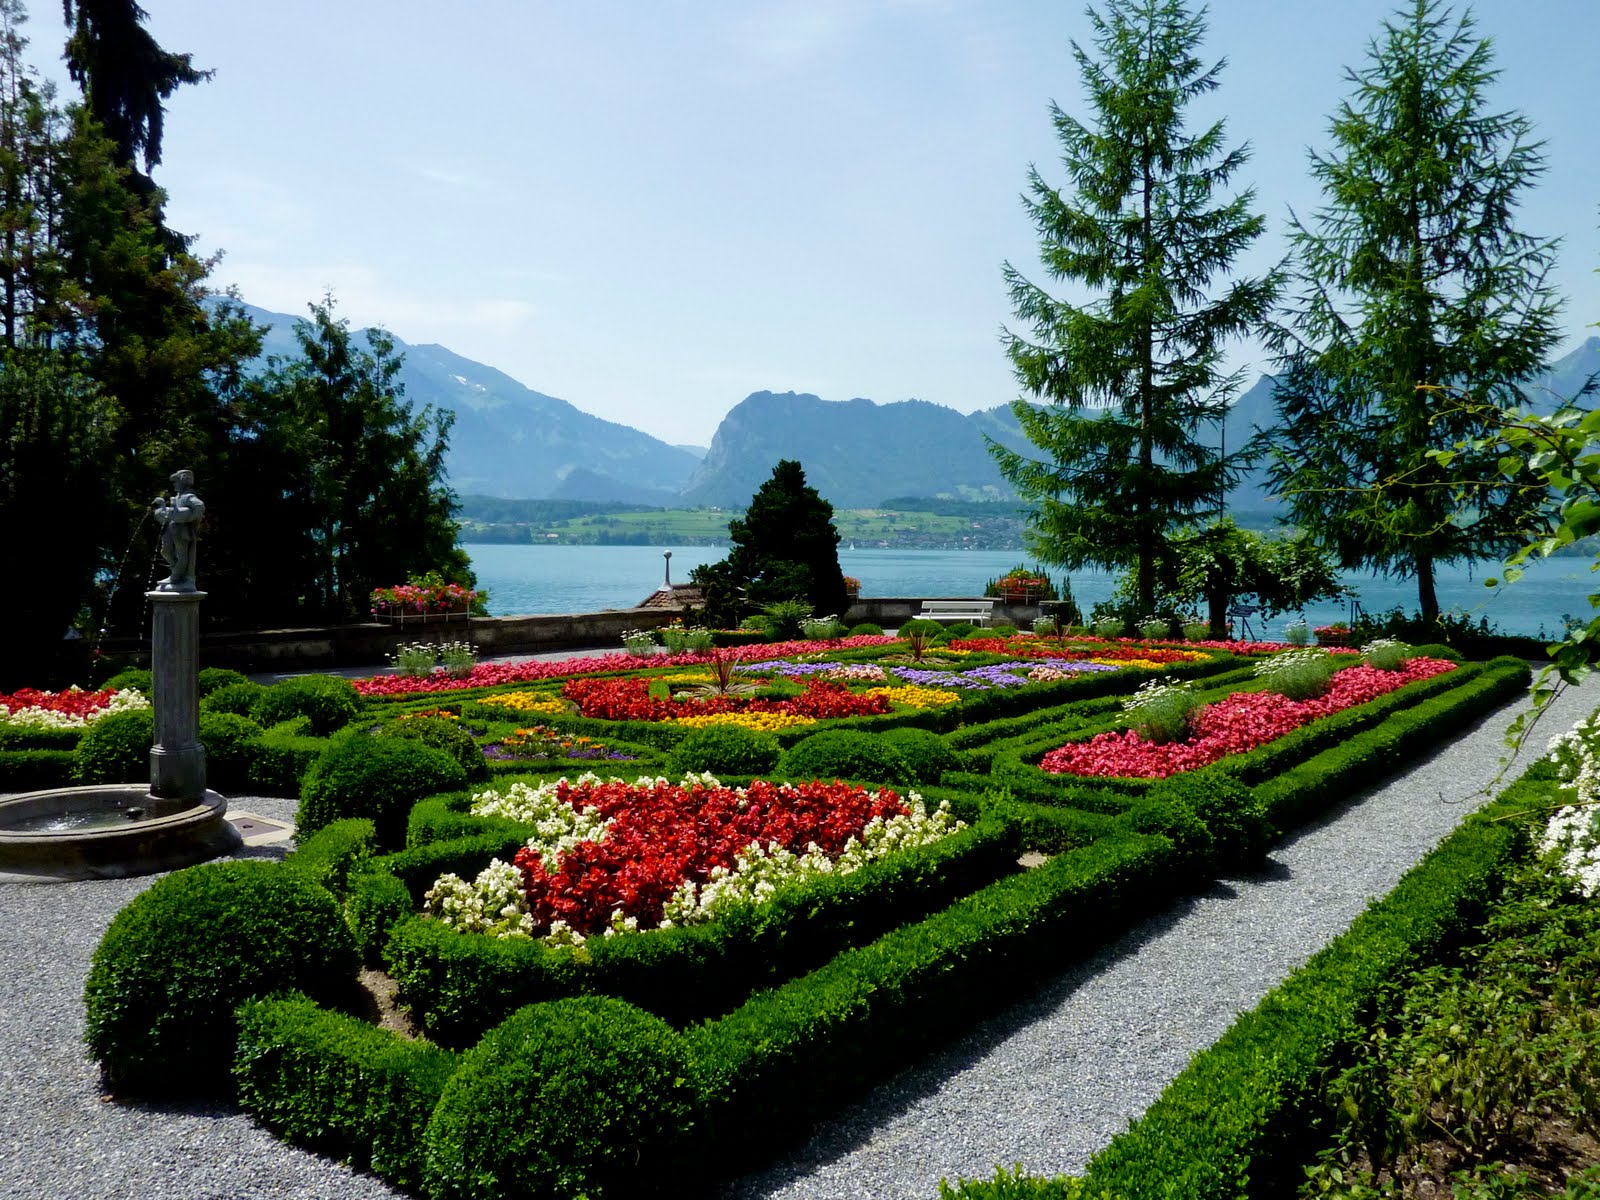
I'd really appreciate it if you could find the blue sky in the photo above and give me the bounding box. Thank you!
[34,1,1600,445]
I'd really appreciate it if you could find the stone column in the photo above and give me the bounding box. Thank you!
[148,589,207,800]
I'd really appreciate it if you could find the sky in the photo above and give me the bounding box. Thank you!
[28,0,1600,446]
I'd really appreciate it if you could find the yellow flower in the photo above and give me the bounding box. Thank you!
[483,691,569,715]
[864,685,961,709]
[668,711,817,731]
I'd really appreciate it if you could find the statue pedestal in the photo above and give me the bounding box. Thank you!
[147,589,207,801]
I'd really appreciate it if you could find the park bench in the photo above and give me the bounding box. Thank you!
[916,598,995,627]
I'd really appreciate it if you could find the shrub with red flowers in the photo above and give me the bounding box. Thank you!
[560,675,890,723]
[1039,657,1455,779]
[950,636,1211,665]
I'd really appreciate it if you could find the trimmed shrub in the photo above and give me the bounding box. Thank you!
[777,730,911,784]
[375,715,489,781]
[83,860,358,1096]
[252,674,364,736]
[235,993,459,1192]
[422,996,700,1200]
[666,724,781,776]
[990,624,1021,637]
[244,723,326,797]
[878,727,958,784]
[0,747,77,790]
[197,667,251,696]
[346,867,415,963]
[201,679,266,716]
[286,818,378,896]
[942,621,979,640]
[898,618,945,638]
[199,710,265,791]
[298,735,467,850]
[1144,770,1270,873]
[101,668,152,695]
[73,708,153,783]
[847,622,884,637]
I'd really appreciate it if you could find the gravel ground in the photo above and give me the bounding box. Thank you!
[0,676,1588,1200]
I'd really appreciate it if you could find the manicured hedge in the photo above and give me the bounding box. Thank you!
[234,993,459,1193]
[386,815,1023,1045]
[0,747,77,790]
[298,734,467,850]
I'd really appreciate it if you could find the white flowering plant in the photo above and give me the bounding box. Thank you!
[1538,714,1600,897]
[1122,676,1199,744]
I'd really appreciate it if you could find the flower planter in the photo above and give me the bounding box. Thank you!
[375,606,471,627]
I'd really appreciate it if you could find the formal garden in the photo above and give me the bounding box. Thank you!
[10,616,1592,1198]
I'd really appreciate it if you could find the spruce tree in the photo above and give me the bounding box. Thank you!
[991,0,1277,618]
[1266,0,1561,623]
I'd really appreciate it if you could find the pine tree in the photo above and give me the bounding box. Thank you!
[1266,0,1561,623]
[991,0,1277,618]
[691,460,846,627]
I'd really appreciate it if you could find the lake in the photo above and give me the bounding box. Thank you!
[463,543,1598,640]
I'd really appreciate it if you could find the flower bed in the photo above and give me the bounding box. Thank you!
[560,675,891,723]
[0,686,149,730]
[424,773,963,943]
[350,635,899,696]
[482,726,641,765]
[1041,657,1455,778]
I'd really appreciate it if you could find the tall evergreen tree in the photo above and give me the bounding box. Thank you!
[990,0,1277,618]
[691,460,846,628]
[1266,0,1561,623]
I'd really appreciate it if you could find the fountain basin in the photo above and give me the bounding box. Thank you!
[0,785,242,883]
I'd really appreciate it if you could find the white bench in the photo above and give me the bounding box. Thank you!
[915,599,995,627]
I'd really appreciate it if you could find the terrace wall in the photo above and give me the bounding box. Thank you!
[98,597,1042,674]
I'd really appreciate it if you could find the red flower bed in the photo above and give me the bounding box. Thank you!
[561,675,890,722]
[512,777,907,934]
[950,637,1208,664]
[0,686,122,718]
[1039,658,1455,779]
[351,635,898,696]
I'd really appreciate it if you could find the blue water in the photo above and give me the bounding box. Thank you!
[464,543,1597,640]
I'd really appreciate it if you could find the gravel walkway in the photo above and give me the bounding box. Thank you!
[0,676,1587,1200]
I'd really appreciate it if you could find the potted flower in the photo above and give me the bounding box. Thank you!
[984,566,1056,605]
[842,575,861,602]
[370,571,484,624]
[1313,622,1352,648]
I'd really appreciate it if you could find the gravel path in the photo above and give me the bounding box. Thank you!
[0,676,1586,1200]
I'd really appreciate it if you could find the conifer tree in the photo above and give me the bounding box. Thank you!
[1266,0,1561,623]
[991,0,1277,618]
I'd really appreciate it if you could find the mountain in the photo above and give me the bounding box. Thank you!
[235,303,701,503]
[677,392,1025,508]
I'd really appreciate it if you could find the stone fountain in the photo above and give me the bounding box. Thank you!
[0,470,241,882]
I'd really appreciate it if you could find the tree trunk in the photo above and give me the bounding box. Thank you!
[1416,552,1439,624]
[1207,589,1229,640]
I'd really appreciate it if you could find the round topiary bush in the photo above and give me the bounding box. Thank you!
[941,622,979,640]
[422,997,699,1200]
[847,622,884,637]
[1147,771,1272,872]
[666,724,781,776]
[197,667,251,696]
[252,674,364,736]
[877,727,958,784]
[201,679,267,716]
[375,715,489,781]
[101,668,153,695]
[298,734,467,850]
[897,618,944,638]
[74,708,154,783]
[776,730,911,785]
[199,710,265,791]
[83,860,358,1096]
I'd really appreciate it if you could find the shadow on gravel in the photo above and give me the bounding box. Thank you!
[716,889,1218,1198]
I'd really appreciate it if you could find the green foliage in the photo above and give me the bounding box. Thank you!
[940,1165,1083,1199]
[101,668,152,695]
[374,715,489,781]
[899,618,945,637]
[421,997,699,1200]
[777,730,912,784]
[83,860,358,1096]
[1266,1,1561,624]
[666,724,781,776]
[196,667,251,696]
[1164,519,1349,638]
[252,674,363,736]
[346,867,415,964]
[761,598,813,641]
[73,707,152,783]
[848,622,885,637]
[690,459,847,627]
[1144,771,1269,873]
[1253,648,1338,701]
[198,710,264,790]
[1123,679,1200,745]
[200,679,266,716]
[990,0,1277,617]
[298,734,467,851]
[285,818,378,897]
[1361,638,1413,672]
[878,727,959,785]
[234,993,459,1193]
[243,722,325,797]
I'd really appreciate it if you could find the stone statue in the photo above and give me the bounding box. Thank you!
[152,469,205,592]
